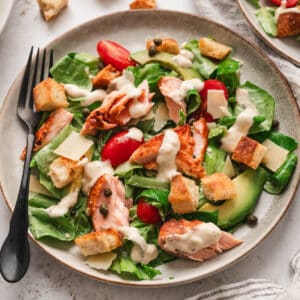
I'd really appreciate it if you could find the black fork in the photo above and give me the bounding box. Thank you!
[0,47,53,283]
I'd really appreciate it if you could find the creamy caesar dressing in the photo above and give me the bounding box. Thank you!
[221,88,258,153]
[164,222,221,254]
[275,1,300,21]
[128,97,150,118]
[81,160,114,195]
[63,84,106,106]
[173,49,194,68]
[169,79,204,105]
[124,127,144,142]
[156,129,180,181]
[119,227,158,264]
[45,189,79,218]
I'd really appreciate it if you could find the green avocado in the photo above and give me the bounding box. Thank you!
[130,50,202,80]
[200,167,268,229]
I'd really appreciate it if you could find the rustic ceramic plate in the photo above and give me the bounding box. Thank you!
[236,0,300,66]
[0,0,14,35]
[0,10,299,287]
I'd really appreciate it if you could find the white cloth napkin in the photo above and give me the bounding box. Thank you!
[186,1,300,299]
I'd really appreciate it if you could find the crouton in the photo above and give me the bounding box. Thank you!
[33,78,68,111]
[168,174,199,214]
[75,229,122,256]
[49,157,83,188]
[201,173,236,201]
[232,136,267,170]
[130,0,156,9]
[146,38,180,55]
[198,38,232,60]
[37,0,68,21]
[93,65,121,89]
[277,8,300,38]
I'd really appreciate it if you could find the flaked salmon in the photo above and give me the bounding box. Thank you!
[193,118,209,164]
[158,219,242,261]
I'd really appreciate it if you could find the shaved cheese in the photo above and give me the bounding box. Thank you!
[29,175,52,196]
[207,90,228,119]
[85,252,117,270]
[154,103,170,132]
[262,139,289,172]
[222,156,235,178]
[54,132,93,161]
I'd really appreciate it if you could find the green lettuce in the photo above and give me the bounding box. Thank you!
[204,141,226,175]
[186,89,201,115]
[255,7,277,37]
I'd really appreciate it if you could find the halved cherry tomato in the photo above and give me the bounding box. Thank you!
[270,0,298,8]
[101,130,143,167]
[137,199,161,224]
[97,40,136,71]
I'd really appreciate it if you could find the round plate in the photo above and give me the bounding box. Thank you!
[236,0,300,67]
[0,10,299,287]
[0,0,14,35]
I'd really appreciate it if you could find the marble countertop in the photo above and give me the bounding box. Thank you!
[0,0,299,299]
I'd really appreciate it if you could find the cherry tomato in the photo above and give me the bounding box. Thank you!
[137,199,162,224]
[270,0,298,8]
[101,130,143,167]
[97,40,136,71]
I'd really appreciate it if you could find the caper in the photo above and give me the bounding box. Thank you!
[82,108,90,117]
[246,214,258,226]
[148,45,157,57]
[154,39,162,46]
[99,203,108,218]
[103,188,112,197]
[271,119,280,130]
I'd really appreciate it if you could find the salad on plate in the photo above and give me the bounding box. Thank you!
[26,35,298,280]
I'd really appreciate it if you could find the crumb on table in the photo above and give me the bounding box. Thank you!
[130,0,156,9]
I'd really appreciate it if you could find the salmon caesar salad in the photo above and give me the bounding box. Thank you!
[26,36,298,280]
[247,0,300,38]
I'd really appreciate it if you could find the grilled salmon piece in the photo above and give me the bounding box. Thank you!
[75,228,122,256]
[159,77,186,124]
[193,118,208,164]
[158,219,242,261]
[277,8,300,38]
[21,108,73,160]
[87,174,130,231]
[93,64,122,89]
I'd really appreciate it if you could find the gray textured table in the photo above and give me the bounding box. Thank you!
[0,0,299,299]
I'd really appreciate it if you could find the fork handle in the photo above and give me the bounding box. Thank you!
[0,133,35,282]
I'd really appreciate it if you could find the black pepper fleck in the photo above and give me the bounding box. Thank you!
[103,188,112,197]
[99,203,108,218]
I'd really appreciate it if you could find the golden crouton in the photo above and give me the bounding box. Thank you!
[130,0,156,9]
[168,174,199,214]
[92,65,121,89]
[232,136,267,170]
[277,8,300,38]
[198,38,232,60]
[49,157,83,188]
[201,173,236,201]
[37,0,68,21]
[146,38,180,55]
[75,229,122,256]
[33,78,68,111]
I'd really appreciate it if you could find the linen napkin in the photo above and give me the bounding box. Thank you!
[185,1,300,299]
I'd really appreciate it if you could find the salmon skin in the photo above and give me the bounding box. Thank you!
[158,219,242,261]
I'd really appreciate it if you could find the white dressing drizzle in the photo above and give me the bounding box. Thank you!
[125,127,144,142]
[45,189,79,218]
[172,49,194,68]
[164,222,221,254]
[156,129,180,181]
[275,1,300,21]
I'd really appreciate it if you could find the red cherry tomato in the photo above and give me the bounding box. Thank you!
[97,40,136,71]
[137,199,162,224]
[270,0,298,8]
[101,130,143,167]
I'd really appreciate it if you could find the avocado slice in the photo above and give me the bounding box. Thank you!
[130,50,202,80]
[200,167,268,229]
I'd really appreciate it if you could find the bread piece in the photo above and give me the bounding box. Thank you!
[130,0,156,9]
[277,8,300,38]
[93,65,121,89]
[146,38,180,55]
[37,0,68,21]
[168,174,199,214]
[75,229,122,256]
[232,136,267,170]
[198,38,232,60]
[33,78,68,111]
[201,173,236,201]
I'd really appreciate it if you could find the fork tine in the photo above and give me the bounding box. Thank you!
[28,48,40,108]
[48,49,54,77]
[18,47,34,109]
[40,49,47,82]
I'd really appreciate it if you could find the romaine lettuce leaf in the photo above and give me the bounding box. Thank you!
[204,141,226,175]
[255,7,277,37]
[72,52,100,76]
[186,89,201,115]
